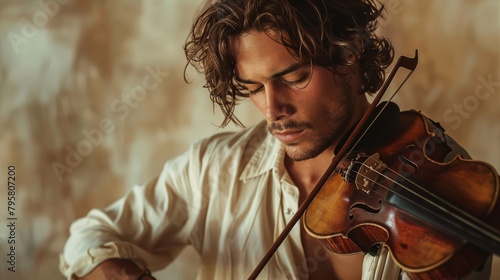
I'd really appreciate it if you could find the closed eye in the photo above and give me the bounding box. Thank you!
[234,63,311,95]
[244,73,310,95]
[249,86,264,95]
[233,81,263,95]
[283,73,310,87]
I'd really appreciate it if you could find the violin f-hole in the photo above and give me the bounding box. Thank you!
[398,144,420,175]
[349,200,383,221]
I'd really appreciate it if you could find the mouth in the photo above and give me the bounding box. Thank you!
[272,129,305,144]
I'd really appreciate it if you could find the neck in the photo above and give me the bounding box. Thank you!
[284,150,333,199]
[285,97,370,196]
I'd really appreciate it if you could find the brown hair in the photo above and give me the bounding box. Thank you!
[184,0,394,127]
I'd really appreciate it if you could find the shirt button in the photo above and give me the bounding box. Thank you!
[285,208,293,215]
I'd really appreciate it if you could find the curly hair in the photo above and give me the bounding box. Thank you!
[184,0,394,127]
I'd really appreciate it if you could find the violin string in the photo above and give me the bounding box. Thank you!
[353,159,500,240]
[346,159,500,242]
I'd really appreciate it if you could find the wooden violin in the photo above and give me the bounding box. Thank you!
[304,103,500,279]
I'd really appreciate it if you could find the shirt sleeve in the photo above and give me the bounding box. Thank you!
[59,141,206,280]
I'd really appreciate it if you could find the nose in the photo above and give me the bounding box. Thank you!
[265,84,292,122]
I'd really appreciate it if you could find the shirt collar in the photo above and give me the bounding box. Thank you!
[239,121,286,181]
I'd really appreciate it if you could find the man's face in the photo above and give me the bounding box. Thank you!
[230,30,367,161]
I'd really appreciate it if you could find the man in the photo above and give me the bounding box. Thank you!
[60,0,492,279]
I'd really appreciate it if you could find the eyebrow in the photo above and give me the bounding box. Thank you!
[234,62,308,84]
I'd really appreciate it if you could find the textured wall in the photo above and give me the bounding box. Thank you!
[0,0,498,279]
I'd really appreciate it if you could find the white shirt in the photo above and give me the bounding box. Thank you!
[59,120,491,280]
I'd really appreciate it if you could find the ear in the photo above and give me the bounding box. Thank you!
[351,33,364,57]
[343,33,364,63]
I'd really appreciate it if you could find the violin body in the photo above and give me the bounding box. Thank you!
[303,109,500,280]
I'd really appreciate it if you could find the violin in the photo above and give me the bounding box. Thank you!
[304,103,500,279]
[249,50,500,280]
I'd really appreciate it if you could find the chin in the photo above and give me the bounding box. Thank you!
[284,144,324,162]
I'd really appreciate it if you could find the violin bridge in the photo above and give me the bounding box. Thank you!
[353,153,387,194]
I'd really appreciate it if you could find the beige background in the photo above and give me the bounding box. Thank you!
[0,0,498,279]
